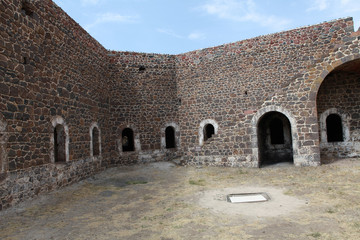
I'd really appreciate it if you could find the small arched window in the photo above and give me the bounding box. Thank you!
[326,114,344,142]
[165,126,176,149]
[54,124,66,163]
[199,119,218,146]
[204,124,215,142]
[122,128,134,152]
[92,127,100,156]
[269,118,284,144]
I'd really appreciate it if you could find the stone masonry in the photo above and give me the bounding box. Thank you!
[1,0,360,210]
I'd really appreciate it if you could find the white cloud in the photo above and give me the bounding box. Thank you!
[85,13,139,31]
[200,0,290,31]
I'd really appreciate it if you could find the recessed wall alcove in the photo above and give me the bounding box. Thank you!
[90,122,101,158]
[51,116,69,163]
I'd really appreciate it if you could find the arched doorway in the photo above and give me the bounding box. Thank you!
[257,111,293,167]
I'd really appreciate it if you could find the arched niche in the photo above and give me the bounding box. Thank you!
[90,122,101,157]
[51,116,69,163]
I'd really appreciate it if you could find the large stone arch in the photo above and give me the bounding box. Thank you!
[310,54,360,101]
[251,106,304,167]
[311,53,360,161]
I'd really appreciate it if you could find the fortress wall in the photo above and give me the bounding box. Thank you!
[175,18,355,166]
[0,0,359,210]
[0,0,111,209]
[107,52,179,164]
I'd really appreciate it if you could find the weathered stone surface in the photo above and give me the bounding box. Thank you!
[0,0,360,210]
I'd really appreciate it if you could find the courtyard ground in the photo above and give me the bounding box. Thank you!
[1,158,360,239]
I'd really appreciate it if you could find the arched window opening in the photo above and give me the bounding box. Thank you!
[165,126,176,149]
[122,128,134,152]
[204,124,215,142]
[92,127,100,156]
[326,114,344,142]
[270,118,284,144]
[54,124,66,163]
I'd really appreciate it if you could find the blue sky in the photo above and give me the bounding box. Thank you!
[53,0,360,54]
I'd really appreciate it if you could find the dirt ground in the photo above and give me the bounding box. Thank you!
[1,159,360,240]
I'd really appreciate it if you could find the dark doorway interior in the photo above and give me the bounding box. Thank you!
[270,118,284,144]
[54,124,66,163]
[326,114,344,142]
[257,112,293,167]
[204,124,215,141]
[122,128,134,152]
[165,126,176,149]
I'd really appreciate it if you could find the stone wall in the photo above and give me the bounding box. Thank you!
[107,52,181,164]
[1,0,360,210]
[175,17,356,167]
[0,0,112,209]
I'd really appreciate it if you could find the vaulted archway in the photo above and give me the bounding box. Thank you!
[316,58,360,161]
